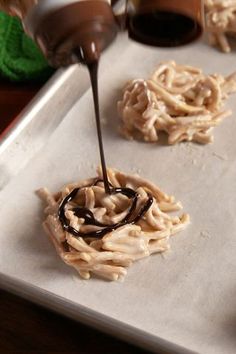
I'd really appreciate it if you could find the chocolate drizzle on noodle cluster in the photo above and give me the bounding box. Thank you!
[58,180,153,238]
[58,60,153,239]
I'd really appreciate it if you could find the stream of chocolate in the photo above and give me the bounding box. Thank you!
[58,59,153,238]
[88,61,111,195]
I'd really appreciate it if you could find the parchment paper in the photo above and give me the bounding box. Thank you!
[0,33,236,354]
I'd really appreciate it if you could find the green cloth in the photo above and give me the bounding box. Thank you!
[0,12,54,82]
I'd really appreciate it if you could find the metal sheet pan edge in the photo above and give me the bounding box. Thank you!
[0,272,196,354]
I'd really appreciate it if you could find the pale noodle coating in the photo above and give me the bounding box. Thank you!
[118,61,236,144]
[205,0,236,53]
[37,168,190,281]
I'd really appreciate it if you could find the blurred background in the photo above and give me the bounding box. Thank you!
[0,11,54,135]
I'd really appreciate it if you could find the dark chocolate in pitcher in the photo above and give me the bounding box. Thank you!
[127,0,203,47]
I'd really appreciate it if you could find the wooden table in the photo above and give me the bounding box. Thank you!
[0,82,150,354]
[0,290,148,354]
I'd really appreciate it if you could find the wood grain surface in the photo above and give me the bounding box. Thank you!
[0,82,151,354]
[0,289,149,354]
[0,81,40,135]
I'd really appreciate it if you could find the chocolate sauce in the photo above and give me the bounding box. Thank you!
[58,58,154,239]
[127,0,203,47]
[53,0,162,238]
[88,61,111,195]
[58,180,153,238]
[128,11,200,47]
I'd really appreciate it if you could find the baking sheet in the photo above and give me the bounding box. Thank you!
[0,33,236,354]
[0,65,91,190]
